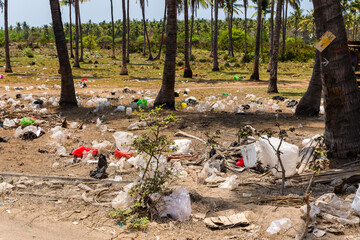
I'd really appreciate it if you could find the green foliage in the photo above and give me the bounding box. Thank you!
[108,203,149,229]
[241,53,253,63]
[177,61,184,67]
[281,43,315,62]
[219,29,248,51]
[22,48,34,58]
[83,35,97,49]
[0,37,4,47]
[230,57,237,63]
[309,136,329,174]
[97,35,112,49]
[189,54,196,61]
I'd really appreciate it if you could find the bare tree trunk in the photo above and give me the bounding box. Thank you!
[267,0,275,72]
[154,0,177,109]
[244,0,248,56]
[250,0,262,81]
[295,51,322,117]
[313,0,360,161]
[49,0,77,108]
[110,0,115,58]
[190,0,195,57]
[184,0,193,78]
[4,0,12,73]
[140,1,153,60]
[155,0,167,60]
[228,8,234,57]
[127,0,130,62]
[267,0,283,93]
[120,0,128,75]
[73,0,80,68]
[281,0,288,60]
[210,3,214,57]
[353,12,357,41]
[78,4,84,62]
[69,0,74,58]
[212,0,219,71]
[261,13,265,55]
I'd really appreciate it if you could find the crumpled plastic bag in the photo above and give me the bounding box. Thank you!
[352,185,360,214]
[266,218,292,235]
[89,154,108,179]
[111,190,134,209]
[156,187,192,222]
[218,175,238,190]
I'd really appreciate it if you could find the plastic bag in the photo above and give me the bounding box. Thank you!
[218,175,238,190]
[266,218,292,234]
[170,139,192,154]
[157,187,191,222]
[111,191,134,209]
[92,140,113,154]
[113,131,134,152]
[3,118,16,128]
[72,146,98,158]
[51,130,66,145]
[351,185,360,214]
[89,154,108,179]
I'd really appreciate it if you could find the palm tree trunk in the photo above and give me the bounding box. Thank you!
[267,0,283,93]
[244,0,247,56]
[110,0,115,58]
[69,0,74,58]
[184,0,193,78]
[154,0,177,109]
[140,1,153,60]
[313,0,360,162]
[78,4,84,62]
[4,0,12,73]
[261,13,264,55]
[228,8,234,57]
[210,3,214,57]
[281,0,288,60]
[295,17,298,43]
[353,12,356,41]
[267,0,275,72]
[212,0,219,71]
[127,0,130,62]
[189,0,195,57]
[120,0,128,75]
[155,0,167,60]
[250,0,262,81]
[73,0,80,68]
[49,0,77,108]
[295,51,322,116]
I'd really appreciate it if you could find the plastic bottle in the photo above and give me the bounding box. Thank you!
[126,107,132,116]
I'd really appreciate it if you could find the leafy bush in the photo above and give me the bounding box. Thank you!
[22,47,34,58]
[190,54,196,61]
[83,35,97,49]
[219,29,248,51]
[282,43,315,62]
[97,35,112,49]
[177,61,184,67]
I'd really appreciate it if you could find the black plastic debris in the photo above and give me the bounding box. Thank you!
[174,91,180,97]
[29,61,35,66]
[241,104,250,111]
[16,94,22,99]
[34,99,44,105]
[286,100,298,108]
[22,131,37,141]
[272,95,286,101]
[209,148,216,158]
[0,137,9,142]
[38,149,49,153]
[230,141,240,147]
[90,154,108,179]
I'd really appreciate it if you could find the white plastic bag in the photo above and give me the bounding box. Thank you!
[351,185,360,214]
[266,218,292,234]
[218,175,238,190]
[157,187,191,222]
[92,140,113,154]
[170,139,192,154]
[111,191,134,209]
[113,131,134,152]
[51,130,66,145]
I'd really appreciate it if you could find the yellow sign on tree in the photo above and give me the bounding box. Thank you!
[314,31,336,52]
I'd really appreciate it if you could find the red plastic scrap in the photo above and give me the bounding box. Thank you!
[236,158,244,167]
[72,145,98,158]
[114,150,132,159]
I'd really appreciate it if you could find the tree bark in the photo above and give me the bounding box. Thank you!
[49,0,77,108]
[210,3,214,57]
[267,0,283,93]
[313,0,360,161]
[244,0,248,56]
[78,4,84,62]
[69,0,74,58]
[212,0,219,71]
[228,8,234,57]
[73,0,80,68]
[184,0,193,78]
[127,0,130,62]
[110,0,115,58]
[190,0,195,57]
[4,0,12,73]
[120,0,128,75]
[154,0,177,109]
[295,51,322,117]
[155,0,167,60]
[281,0,288,60]
[267,0,275,72]
[250,0,262,81]
[140,0,153,60]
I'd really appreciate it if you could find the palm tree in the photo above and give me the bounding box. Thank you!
[139,0,154,60]
[60,0,74,58]
[243,0,248,56]
[155,0,177,108]
[281,0,300,59]
[2,0,12,72]
[295,51,322,116]
[267,0,282,93]
[127,0,130,62]
[212,0,219,71]
[250,0,262,80]
[49,0,77,108]
[189,0,210,56]
[155,0,167,60]
[78,1,84,62]
[120,0,128,75]
[73,0,80,67]
[290,7,302,43]
[350,0,360,40]
[184,0,193,77]
[110,0,115,58]
[312,0,360,163]
[224,0,241,57]
[267,0,274,72]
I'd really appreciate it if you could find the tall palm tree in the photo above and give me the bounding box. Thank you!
[110,0,115,58]
[281,0,300,59]
[78,1,84,62]
[267,0,282,93]
[120,0,128,75]
[49,0,77,108]
[155,0,167,60]
[295,51,322,116]
[212,0,219,71]
[155,0,177,108]
[224,0,241,57]
[312,0,360,163]
[60,0,74,58]
[250,0,262,80]
[267,0,274,72]
[139,0,154,60]
[189,0,210,56]
[243,0,248,56]
[2,0,12,72]
[184,0,193,77]
[73,0,80,67]
[127,0,130,62]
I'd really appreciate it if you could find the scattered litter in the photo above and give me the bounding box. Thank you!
[204,212,250,230]
[89,154,108,179]
[266,218,292,234]
[218,175,238,190]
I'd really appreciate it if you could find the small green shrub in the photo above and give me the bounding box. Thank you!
[97,35,112,49]
[22,48,34,58]
[177,61,184,67]
[230,57,237,63]
[190,54,196,61]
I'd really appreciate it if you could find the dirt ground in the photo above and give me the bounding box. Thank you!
[0,57,359,240]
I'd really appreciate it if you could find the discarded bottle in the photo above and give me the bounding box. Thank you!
[20,118,36,126]
[137,99,148,109]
